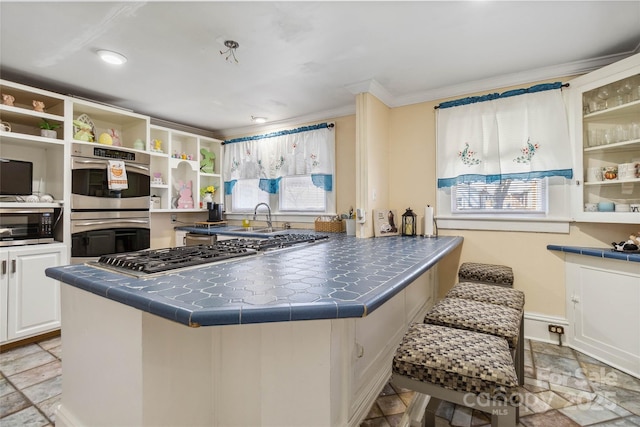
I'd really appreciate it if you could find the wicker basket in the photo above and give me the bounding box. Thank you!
[314,218,345,233]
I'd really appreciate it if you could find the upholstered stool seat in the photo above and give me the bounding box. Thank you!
[458,262,514,287]
[392,323,519,427]
[424,298,521,348]
[444,281,525,385]
[446,281,524,311]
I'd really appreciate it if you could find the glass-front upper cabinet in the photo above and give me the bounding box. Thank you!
[569,53,640,223]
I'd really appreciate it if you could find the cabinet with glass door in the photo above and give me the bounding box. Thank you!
[570,53,640,223]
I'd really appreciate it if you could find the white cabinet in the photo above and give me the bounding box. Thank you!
[349,268,436,421]
[149,125,222,212]
[0,243,66,343]
[0,80,67,205]
[569,53,640,223]
[564,254,640,378]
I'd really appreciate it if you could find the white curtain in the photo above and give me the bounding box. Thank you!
[437,85,573,188]
[223,123,335,194]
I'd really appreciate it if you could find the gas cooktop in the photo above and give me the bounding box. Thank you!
[93,233,329,276]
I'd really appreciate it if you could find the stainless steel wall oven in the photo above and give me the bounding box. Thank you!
[70,143,151,263]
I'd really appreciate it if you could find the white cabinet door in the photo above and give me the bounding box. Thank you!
[5,244,65,341]
[565,254,640,378]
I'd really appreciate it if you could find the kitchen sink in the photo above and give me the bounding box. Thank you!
[228,227,282,234]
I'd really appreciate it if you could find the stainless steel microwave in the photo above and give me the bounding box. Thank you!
[0,208,55,246]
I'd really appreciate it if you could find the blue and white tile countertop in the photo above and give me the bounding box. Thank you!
[45,234,463,327]
[547,245,640,263]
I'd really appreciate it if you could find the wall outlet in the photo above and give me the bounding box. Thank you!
[171,214,177,223]
[548,324,565,335]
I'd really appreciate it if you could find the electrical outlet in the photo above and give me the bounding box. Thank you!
[171,214,177,223]
[548,324,565,335]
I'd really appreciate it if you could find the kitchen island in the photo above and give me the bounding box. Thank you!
[46,234,462,427]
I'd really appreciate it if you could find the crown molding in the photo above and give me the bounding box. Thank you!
[345,79,395,107]
[391,51,636,108]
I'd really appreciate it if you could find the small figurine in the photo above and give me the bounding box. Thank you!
[152,173,163,185]
[177,181,194,209]
[73,119,94,142]
[109,129,121,146]
[152,139,163,152]
[200,148,216,173]
[2,94,15,106]
[32,100,45,112]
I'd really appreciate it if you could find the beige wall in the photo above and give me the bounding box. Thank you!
[386,79,638,318]
[356,93,391,237]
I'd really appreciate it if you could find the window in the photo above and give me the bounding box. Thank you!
[231,179,269,212]
[435,83,573,232]
[279,175,326,212]
[452,178,547,214]
[223,122,335,216]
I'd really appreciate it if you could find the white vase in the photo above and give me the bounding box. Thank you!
[40,129,57,139]
[202,193,214,205]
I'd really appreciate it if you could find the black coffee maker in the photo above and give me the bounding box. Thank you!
[207,202,224,222]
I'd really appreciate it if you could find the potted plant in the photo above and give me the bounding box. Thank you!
[39,119,60,139]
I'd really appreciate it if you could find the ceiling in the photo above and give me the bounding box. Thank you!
[1,1,639,138]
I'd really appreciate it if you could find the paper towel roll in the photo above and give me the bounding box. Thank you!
[424,206,435,236]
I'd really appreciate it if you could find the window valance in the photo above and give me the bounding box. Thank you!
[223,123,335,194]
[436,84,573,189]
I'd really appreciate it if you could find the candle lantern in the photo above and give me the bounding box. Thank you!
[401,207,417,236]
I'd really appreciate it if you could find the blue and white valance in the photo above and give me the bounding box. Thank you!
[436,83,573,188]
[223,123,335,194]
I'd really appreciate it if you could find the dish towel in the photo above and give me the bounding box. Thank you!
[107,160,128,190]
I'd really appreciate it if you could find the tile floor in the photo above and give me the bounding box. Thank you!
[1,336,61,426]
[361,340,640,427]
[1,336,639,427]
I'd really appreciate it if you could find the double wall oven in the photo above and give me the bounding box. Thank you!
[70,143,150,263]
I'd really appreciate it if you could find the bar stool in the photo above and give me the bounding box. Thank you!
[445,281,525,385]
[458,262,514,288]
[423,298,523,384]
[393,323,519,427]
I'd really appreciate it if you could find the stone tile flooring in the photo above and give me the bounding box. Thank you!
[1,336,60,426]
[361,340,640,427]
[1,336,639,427]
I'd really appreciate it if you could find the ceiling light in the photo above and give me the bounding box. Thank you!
[97,50,127,65]
[220,40,239,63]
[251,116,267,124]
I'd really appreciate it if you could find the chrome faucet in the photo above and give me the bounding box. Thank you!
[253,203,272,229]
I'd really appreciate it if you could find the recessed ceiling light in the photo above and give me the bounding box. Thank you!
[251,116,267,124]
[97,50,127,65]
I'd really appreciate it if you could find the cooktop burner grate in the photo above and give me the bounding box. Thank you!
[218,233,329,251]
[98,245,256,274]
[95,233,329,275]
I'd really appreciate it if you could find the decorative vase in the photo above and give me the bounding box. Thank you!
[202,192,214,205]
[40,129,57,139]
